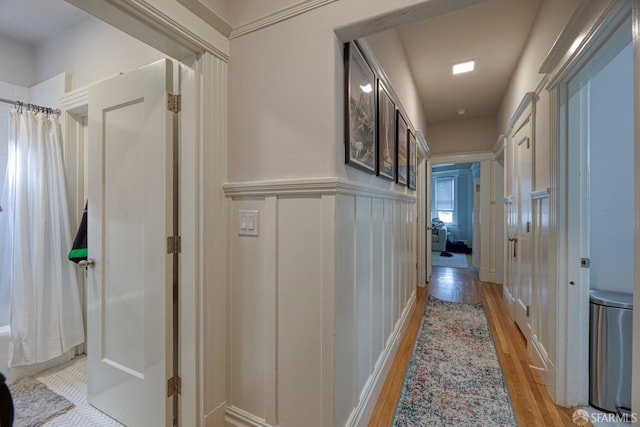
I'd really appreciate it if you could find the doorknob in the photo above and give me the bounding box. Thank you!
[78,258,96,269]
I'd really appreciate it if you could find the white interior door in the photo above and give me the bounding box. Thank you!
[86,58,175,427]
[514,124,532,341]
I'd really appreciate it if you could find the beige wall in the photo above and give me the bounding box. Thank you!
[365,29,428,134]
[426,116,498,154]
[35,16,163,91]
[0,33,35,87]
[497,0,579,188]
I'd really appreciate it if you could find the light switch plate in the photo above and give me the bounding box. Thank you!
[238,210,259,236]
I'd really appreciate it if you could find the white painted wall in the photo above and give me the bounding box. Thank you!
[588,42,633,294]
[35,15,163,91]
[0,33,35,87]
[426,116,498,155]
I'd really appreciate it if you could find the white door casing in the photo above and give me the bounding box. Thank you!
[87,58,175,427]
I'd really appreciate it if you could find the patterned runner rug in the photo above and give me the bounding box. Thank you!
[392,297,517,426]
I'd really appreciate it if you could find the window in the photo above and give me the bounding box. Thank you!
[435,176,456,224]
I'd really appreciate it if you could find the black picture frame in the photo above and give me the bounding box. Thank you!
[409,131,417,190]
[344,41,376,173]
[396,111,408,186]
[377,80,396,180]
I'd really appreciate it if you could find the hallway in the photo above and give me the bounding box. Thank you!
[368,265,579,426]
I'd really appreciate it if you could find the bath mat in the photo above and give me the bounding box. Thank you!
[9,376,74,427]
[392,296,516,426]
[432,251,469,268]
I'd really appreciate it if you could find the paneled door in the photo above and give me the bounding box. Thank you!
[513,120,533,341]
[86,58,175,427]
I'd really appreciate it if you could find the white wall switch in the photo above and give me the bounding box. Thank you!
[238,210,259,236]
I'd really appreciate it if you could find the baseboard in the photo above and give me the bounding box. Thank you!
[346,290,417,427]
[204,401,227,427]
[224,405,273,427]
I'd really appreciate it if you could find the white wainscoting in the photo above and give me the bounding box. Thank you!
[223,179,416,427]
[530,189,555,397]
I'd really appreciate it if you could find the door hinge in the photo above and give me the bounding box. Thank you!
[167,376,182,397]
[526,221,531,233]
[526,138,530,149]
[526,305,530,317]
[167,93,181,113]
[581,258,590,268]
[167,236,181,254]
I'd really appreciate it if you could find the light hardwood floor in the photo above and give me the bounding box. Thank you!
[368,262,584,426]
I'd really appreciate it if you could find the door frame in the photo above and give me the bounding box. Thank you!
[429,151,503,284]
[540,0,637,408]
[60,2,230,425]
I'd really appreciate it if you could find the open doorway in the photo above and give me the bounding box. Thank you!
[430,162,478,271]
[0,1,198,425]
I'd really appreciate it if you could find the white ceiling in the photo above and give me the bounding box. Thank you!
[396,0,543,124]
[1,0,542,127]
[0,0,88,46]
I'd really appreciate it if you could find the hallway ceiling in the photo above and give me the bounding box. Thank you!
[2,0,543,128]
[395,0,543,124]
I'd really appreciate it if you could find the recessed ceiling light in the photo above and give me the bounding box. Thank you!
[457,109,468,116]
[453,60,475,75]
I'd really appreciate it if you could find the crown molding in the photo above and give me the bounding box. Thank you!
[229,0,338,39]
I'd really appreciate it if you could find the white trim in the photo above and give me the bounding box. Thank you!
[544,1,633,407]
[229,0,339,39]
[541,0,625,88]
[492,135,505,157]
[416,130,431,159]
[346,290,416,427]
[223,178,417,202]
[507,92,536,132]
[633,0,640,415]
[530,188,550,200]
[225,406,272,427]
[58,87,89,115]
[430,151,495,165]
[176,0,232,36]
[67,0,230,61]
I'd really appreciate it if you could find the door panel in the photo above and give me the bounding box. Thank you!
[514,124,532,341]
[87,58,174,427]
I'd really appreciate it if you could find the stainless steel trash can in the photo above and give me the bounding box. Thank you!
[589,290,633,414]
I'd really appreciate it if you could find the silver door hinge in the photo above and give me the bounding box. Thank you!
[167,236,181,254]
[581,258,590,268]
[167,376,181,397]
[167,93,181,113]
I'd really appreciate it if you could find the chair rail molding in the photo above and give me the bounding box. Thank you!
[223,177,417,202]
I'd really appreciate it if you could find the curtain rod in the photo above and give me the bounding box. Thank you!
[0,97,61,116]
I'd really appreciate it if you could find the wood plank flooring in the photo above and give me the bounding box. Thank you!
[368,262,583,426]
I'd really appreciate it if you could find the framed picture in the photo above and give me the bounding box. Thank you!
[377,81,396,180]
[396,111,408,186]
[344,41,376,173]
[409,131,417,190]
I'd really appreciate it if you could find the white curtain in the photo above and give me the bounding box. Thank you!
[0,108,84,367]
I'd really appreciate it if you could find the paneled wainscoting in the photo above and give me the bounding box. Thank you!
[223,178,416,427]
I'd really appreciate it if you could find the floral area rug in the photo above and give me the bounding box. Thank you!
[392,297,517,426]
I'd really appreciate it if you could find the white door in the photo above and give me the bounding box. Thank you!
[86,58,175,427]
[514,123,532,341]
